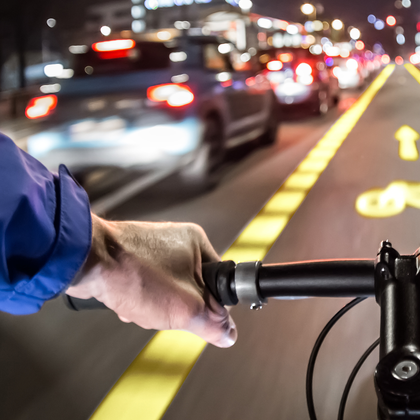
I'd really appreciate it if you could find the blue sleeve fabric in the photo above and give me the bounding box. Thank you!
[0,133,92,315]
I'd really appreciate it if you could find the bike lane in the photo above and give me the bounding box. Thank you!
[91,65,399,420]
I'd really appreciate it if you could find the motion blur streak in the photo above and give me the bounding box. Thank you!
[89,65,394,420]
[223,64,394,262]
[90,331,206,420]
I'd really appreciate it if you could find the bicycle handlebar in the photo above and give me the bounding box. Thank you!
[63,241,420,419]
[64,259,375,311]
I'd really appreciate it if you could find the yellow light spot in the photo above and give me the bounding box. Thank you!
[395,125,419,161]
[222,246,268,262]
[91,65,395,420]
[284,172,319,189]
[235,215,289,246]
[298,158,330,173]
[308,148,336,159]
[264,191,306,213]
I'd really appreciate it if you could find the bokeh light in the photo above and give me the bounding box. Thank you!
[374,20,385,30]
[301,3,315,15]
[367,14,376,24]
[386,16,396,26]
[355,40,365,50]
[332,19,343,30]
[349,28,361,40]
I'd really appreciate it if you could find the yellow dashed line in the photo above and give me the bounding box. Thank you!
[90,65,395,420]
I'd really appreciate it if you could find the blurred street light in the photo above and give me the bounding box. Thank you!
[46,18,56,28]
[313,20,323,31]
[367,15,376,24]
[396,34,406,44]
[332,19,343,30]
[301,3,315,15]
[355,40,365,50]
[349,28,361,40]
[100,26,111,36]
[258,18,273,29]
[402,0,411,8]
[374,20,385,30]
[286,24,299,35]
[131,5,146,19]
[386,16,396,26]
[238,0,252,10]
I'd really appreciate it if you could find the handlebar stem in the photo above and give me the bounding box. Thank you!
[374,241,420,419]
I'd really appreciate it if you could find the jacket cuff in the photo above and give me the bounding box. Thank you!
[8,165,92,314]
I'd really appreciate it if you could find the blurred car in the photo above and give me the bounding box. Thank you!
[25,36,278,187]
[330,57,366,89]
[259,48,340,114]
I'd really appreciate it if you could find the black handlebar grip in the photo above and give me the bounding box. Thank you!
[202,260,238,306]
[63,295,107,311]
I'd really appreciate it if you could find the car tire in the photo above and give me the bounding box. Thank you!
[260,98,280,146]
[179,115,224,192]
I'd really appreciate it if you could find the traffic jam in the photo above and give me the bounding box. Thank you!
[2,0,420,420]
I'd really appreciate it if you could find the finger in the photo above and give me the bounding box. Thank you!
[118,315,132,323]
[187,295,238,348]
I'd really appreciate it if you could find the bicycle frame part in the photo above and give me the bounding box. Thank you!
[374,241,420,419]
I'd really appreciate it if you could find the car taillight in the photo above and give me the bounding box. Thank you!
[295,62,313,85]
[92,39,135,52]
[147,84,194,108]
[25,95,57,119]
[267,60,283,71]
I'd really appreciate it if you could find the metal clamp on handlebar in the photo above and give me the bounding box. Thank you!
[235,261,266,310]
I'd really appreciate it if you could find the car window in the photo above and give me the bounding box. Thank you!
[203,44,230,72]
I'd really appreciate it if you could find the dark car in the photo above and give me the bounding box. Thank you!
[25,36,279,186]
[258,47,340,114]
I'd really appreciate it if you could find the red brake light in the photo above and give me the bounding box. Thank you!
[25,95,57,119]
[147,84,194,107]
[92,39,135,52]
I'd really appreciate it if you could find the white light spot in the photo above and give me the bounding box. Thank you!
[170,51,187,62]
[100,26,111,36]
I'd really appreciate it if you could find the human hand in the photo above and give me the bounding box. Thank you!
[66,214,237,348]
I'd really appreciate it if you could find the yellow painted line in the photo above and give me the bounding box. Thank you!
[394,125,419,161]
[224,64,395,261]
[90,64,395,420]
[405,62,420,84]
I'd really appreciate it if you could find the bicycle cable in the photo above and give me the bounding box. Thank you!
[337,337,380,420]
[306,297,367,420]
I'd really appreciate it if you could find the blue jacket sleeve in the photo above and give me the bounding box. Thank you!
[0,133,92,315]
